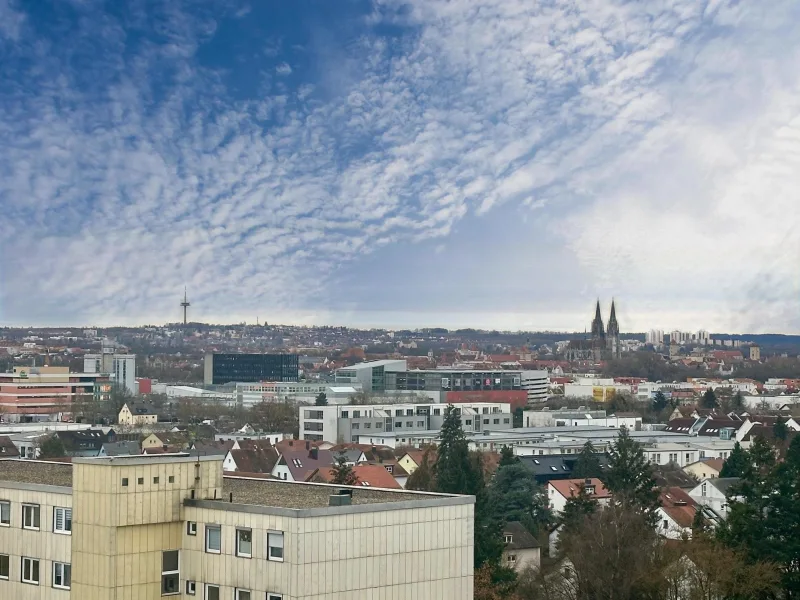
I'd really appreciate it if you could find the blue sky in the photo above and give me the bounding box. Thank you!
[1,0,799,333]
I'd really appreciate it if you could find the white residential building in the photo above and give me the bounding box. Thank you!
[300,402,513,443]
[688,478,740,521]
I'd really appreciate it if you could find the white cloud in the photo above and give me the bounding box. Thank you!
[0,0,799,331]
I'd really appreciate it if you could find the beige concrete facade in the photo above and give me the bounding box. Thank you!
[0,455,474,599]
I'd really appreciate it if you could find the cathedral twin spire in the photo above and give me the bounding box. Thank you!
[591,299,620,358]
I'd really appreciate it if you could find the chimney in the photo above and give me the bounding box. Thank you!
[310,447,319,460]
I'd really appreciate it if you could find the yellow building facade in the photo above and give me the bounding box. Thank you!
[0,454,474,599]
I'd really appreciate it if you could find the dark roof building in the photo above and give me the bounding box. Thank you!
[518,453,610,484]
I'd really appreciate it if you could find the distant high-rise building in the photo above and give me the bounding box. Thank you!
[204,353,299,385]
[84,347,136,396]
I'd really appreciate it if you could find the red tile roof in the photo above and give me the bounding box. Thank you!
[549,478,611,501]
[659,487,697,528]
[314,464,402,489]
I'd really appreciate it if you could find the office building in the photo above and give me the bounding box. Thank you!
[335,360,547,405]
[0,367,112,422]
[204,353,299,385]
[234,382,362,407]
[300,401,513,443]
[0,454,474,599]
[84,350,137,396]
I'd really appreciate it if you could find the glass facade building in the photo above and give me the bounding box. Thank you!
[205,353,299,385]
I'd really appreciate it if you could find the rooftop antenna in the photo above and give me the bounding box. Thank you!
[181,287,191,325]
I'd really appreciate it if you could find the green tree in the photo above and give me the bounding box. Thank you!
[434,406,503,568]
[38,434,66,459]
[560,484,598,533]
[489,461,550,535]
[700,388,718,409]
[773,419,789,441]
[499,445,517,467]
[604,427,658,517]
[652,391,668,412]
[719,442,749,478]
[405,448,434,491]
[731,390,745,411]
[433,405,481,496]
[314,392,328,406]
[330,449,358,485]
[572,441,602,479]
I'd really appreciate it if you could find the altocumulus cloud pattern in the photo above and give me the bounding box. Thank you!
[0,0,799,332]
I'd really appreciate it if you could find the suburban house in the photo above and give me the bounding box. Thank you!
[223,442,280,475]
[503,521,541,571]
[99,441,141,456]
[0,435,20,458]
[117,401,159,426]
[311,464,403,489]
[688,477,740,522]
[141,432,190,452]
[271,447,336,481]
[547,478,611,515]
[657,487,698,539]
[683,458,724,481]
[56,429,115,457]
[398,448,436,475]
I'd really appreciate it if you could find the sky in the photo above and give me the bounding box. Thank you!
[1,0,799,334]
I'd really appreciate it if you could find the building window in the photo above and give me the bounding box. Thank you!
[236,529,252,558]
[504,534,513,543]
[138,478,144,485]
[395,422,402,428]
[341,411,348,418]
[22,504,40,530]
[21,557,39,585]
[235,589,251,600]
[187,521,197,535]
[154,477,160,484]
[268,594,283,600]
[0,554,9,579]
[493,419,500,425]
[267,531,284,561]
[186,580,197,595]
[507,554,517,564]
[169,476,175,483]
[406,421,413,428]
[0,501,9,526]
[662,520,668,530]
[433,409,440,416]
[53,507,72,534]
[483,419,489,425]
[352,423,359,430]
[205,584,220,600]
[53,562,71,589]
[205,525,221,553]
[161,550,179,595]
[122,478,129,486]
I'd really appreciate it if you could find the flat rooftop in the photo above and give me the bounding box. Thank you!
[222,476,451,509]
[0,460,457,509]
[0,460,73,488]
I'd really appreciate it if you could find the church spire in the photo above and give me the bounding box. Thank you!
[591,299,605,340]
[607,299,619,336]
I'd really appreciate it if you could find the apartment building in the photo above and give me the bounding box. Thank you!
[299,402,513,443]
[84,350,137,396]
[0,454,474,599]
[0,367,112,421]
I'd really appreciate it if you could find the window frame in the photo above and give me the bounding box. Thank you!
[52,561,71,590]
[205,524,222,554]
[22,503,40,530]
[236,528,252,558]
[161,549,180,596]
[0,553,9,580]
[0,500,9,526]
[187,521,197,536]
[53,507,72,535]
[267,594,283,600]
[186,580,196,595]
[205,584,220,600]
[235,589,252,600]
[21,556,40,585]
[267,531,284,562]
